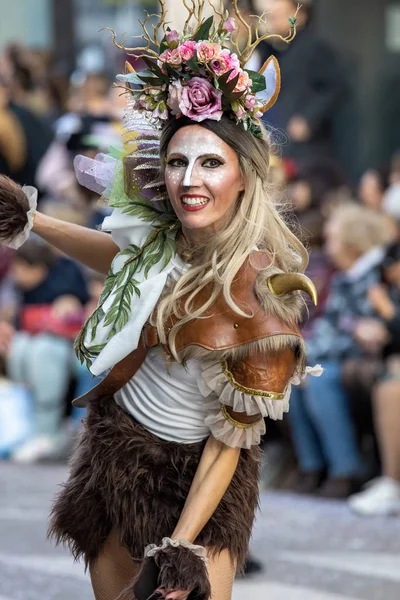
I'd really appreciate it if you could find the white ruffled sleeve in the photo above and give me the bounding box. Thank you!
[199,360,323,450]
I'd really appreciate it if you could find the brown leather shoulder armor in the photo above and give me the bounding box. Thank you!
[172,251,301,353]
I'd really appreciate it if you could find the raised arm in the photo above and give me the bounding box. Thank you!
[0,175,119,275]
[32,212,119,275]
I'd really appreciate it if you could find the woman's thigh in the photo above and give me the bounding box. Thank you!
[89,530,141,600]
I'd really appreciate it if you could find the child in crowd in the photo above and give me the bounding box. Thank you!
[1,237,88,463]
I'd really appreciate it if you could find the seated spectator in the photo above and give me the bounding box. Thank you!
[38,270,105,463]
[349,243,400,514]
[358,166,391,211]
[1,238,88,463]
[288,204,394,498]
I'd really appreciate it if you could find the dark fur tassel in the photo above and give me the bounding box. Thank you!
[131,547,211,600]
[156,546,211,599]
[0,176,30,242]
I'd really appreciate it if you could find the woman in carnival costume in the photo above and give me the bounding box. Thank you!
[0,2,321,598]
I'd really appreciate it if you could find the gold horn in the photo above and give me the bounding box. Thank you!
[267,273,318,306]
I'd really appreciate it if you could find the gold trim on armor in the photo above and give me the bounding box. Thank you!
[221,361,286,400]
[220,404,263,430]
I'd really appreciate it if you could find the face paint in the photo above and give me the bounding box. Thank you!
[165,125,244,240]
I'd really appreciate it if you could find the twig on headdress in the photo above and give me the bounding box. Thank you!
[152,0,167,46]
[231,1,301,66]
[232,0,252,51]
[138,13,160,50]
[183,0,197,36]
[249,11,269,39]
[207,0,225,23]
[104,27,159,59]
[196,0,206,26]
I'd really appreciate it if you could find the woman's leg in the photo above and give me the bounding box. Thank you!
[89,530,141,600]
[373,379,400,481]
[206,549,236,600]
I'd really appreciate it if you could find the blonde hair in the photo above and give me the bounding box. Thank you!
[155,116,308,360]
[327,202,395,255]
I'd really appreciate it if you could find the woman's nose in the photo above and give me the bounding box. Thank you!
[182,163,202,188]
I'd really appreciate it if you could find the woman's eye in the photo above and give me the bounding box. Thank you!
[203,158,222,168]
[167,158,187,167]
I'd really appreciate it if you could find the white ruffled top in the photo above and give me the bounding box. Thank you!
[116,344,323,450]
[199,361,323,449]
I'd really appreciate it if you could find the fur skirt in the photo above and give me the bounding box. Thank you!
[48,397,261,571]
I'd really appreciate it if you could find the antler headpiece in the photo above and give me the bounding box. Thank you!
[109,0,300,137]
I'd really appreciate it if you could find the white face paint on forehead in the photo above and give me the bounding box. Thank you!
[165,128,231,188]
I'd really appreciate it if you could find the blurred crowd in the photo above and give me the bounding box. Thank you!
[1,0,400,520]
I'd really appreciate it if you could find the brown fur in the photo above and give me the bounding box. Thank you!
[130,548,211,600]
[0,175,30,242]
[48,398,260,572]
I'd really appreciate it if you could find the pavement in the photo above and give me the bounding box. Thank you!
[1,462,400,600]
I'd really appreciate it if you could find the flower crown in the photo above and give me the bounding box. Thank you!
[111,0,299,138]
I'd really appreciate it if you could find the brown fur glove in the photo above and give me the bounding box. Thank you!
[132,545,211,600]
[0,176,31,243]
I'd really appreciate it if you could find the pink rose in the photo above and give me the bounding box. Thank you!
[179,40,197,61]
[179,77,223,122]
[166,30,179,49]
[196,42,221,63]
[222,18,237,33]
[167,80,183,116]
[232,70,251,92]
[244,94,257,110]
[233,103,247,120]
[159,48,182,66]
[210,56,230,75]
[220,49,240,72]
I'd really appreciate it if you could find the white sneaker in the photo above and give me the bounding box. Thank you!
[348,477,400,516]
[11,435,57,464]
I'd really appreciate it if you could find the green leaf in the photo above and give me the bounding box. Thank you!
[136,74,165,85]
[165,64,181,80]
[160,34,169,53]
[186,57,200,72]
[142,56,168,81]
[245,69,266,93]
[193,16,214,42]
[288,16,297,26]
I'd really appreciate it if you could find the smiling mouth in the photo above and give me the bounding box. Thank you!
[181,195,210,211]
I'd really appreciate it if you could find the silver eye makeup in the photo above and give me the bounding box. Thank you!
[166,156,224,169]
